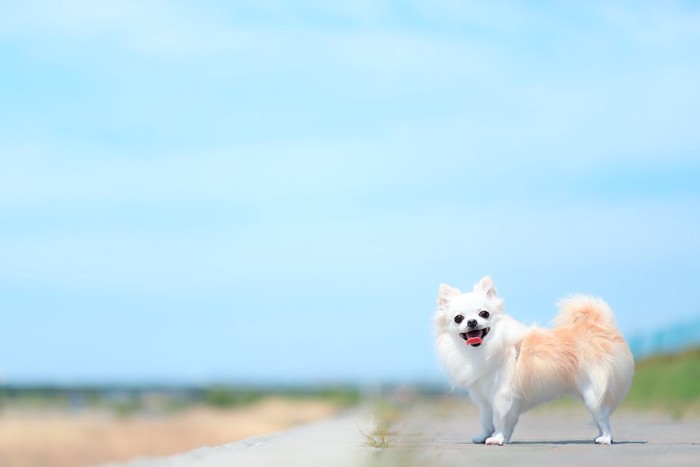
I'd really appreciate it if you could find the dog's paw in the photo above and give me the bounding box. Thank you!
[595,435,612,445]
[472,433,490,444]
[485,434,505,446]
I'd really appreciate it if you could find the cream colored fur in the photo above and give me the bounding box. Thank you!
[434,276,634,445]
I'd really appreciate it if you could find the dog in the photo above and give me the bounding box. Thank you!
[434,276,634,445]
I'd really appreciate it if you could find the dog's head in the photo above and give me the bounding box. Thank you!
[434,276,504,348]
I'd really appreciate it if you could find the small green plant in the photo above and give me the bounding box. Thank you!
[360,415,396,448]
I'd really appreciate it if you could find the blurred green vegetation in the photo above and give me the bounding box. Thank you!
[3,349,697,419]
[0,384,361,416]
[202,385,360,408]
[624,347,700,417]
[203,387,263,408]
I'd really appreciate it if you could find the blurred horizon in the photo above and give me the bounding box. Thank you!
[1,1,700,386]
[2,323,698,386]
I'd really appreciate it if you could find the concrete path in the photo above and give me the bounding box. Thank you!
[101,400,700,467]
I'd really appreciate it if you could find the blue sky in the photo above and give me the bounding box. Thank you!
[1,1,699,385]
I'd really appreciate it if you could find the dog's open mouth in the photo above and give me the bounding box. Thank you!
[459,328,490,347]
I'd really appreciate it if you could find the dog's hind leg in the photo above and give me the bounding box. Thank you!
[580,383,613,444]
[589,405,612,445]
[588,408,612,444]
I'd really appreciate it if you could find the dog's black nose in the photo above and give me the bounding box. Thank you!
[467,319,477,328]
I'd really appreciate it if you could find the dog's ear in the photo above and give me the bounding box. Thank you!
[473,276,497,298]
[437,284,460,310]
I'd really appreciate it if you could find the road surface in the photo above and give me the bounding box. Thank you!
[101,399,700,467]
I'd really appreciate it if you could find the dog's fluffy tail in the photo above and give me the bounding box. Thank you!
[554,295,634,412]
[553,295,617,328]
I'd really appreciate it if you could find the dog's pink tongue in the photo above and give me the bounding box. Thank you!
[466,337,483,345]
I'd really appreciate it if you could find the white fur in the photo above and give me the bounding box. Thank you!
[434,277,634,445]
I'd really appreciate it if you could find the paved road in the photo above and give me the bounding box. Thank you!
[102,400,700,467]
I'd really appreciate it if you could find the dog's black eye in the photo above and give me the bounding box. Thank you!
[479,310,490,319]
[454,315,464,324]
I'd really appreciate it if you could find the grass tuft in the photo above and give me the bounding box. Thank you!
[360,415,396,448]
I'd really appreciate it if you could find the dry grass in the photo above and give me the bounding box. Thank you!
[0,397,339,467]
[360,399,404,449]
[360,420,395,448]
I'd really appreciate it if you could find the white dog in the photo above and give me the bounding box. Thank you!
[434,276,634,445]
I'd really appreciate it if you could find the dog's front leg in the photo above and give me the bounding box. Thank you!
[485,394,520,446]
[472,402,495,444]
